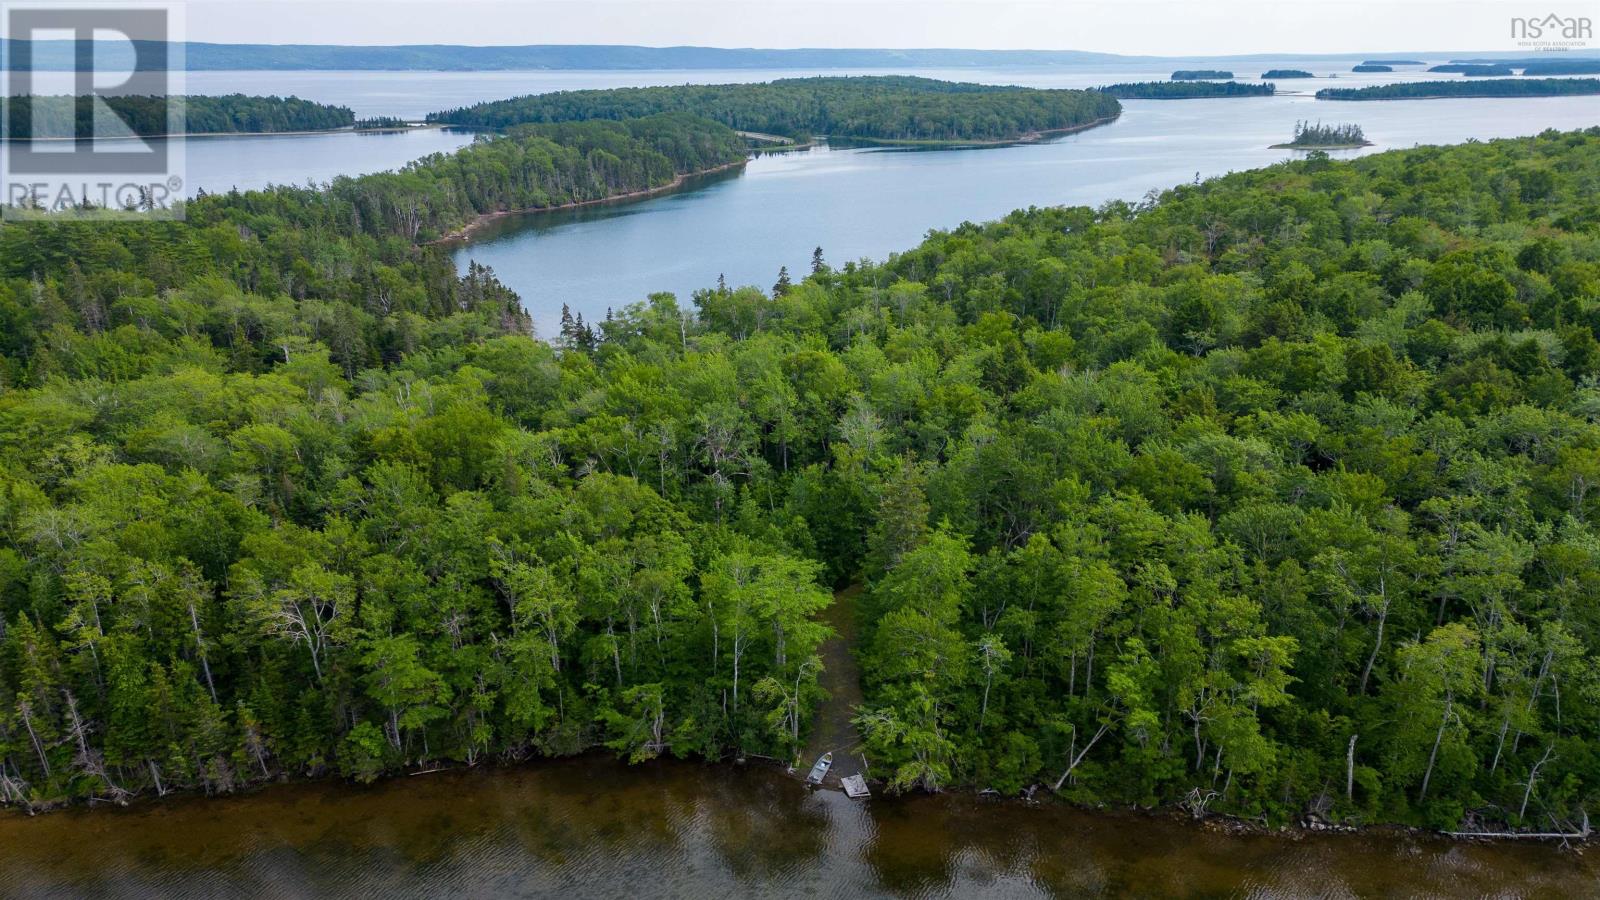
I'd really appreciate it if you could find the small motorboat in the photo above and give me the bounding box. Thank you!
[806,751,833,785]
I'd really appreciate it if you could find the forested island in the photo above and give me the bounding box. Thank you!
[1428,64,1514,76]
[4,119,1600,837]
[1317,78,1600,100]
[1171,70,1233,80]
[2,94,355,139]
[1521,60,1600,75]
[428,76,1122,146]
[1351,65,1392,73]
[1261,69,1313,79]
[1270,120,1369,148]
[1097,81,1274,100]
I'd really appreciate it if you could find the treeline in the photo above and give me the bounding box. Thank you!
[1522,60,1600,75]
[1280,120,1367,146]
[354,117,409,130]
[427,76,1122,145]
[3,94,355,139]
[1352,65,1392,73]
[1171,70,1233,80]
[1261,69,1313,79]
[1317,78,1600,100]
[1098,81,1274,100]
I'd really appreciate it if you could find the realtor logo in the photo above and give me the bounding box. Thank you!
[1510,12,1594,49]
[1,2,187,220]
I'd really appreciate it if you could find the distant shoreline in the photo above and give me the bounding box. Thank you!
[0,123,442,143]
[834,112,1122,148]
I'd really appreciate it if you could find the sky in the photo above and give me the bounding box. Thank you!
[176,0,1596,56]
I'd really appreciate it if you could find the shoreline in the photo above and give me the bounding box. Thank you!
[4,750,1590,846]
[1318,93,1600,102]
[426,157,750,245]
[1270,140,1374,149]
[834,112,1122,148]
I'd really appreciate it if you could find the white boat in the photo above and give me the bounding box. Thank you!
[806,752,833,785]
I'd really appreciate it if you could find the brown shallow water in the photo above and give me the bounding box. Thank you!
[0,757,1595,899]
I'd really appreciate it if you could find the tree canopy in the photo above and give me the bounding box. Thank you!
[2,116,1600,835]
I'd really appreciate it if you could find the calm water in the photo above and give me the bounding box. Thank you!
[1,756,1594,898]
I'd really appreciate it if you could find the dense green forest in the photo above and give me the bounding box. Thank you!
[1097,82,1274,100]
[1351,65,1392,73]
[427,76,1122,145]
[1261,70,1314,79]
[3,94,354,139]
[3,116,1600,834]
[1171,70,1233,80]
[1317,78,1600,100]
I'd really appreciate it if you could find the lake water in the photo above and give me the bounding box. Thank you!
[1,756,1594,898]
[170,64,1600,337]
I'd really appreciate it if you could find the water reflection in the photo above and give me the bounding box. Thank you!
[1,756,1595,898]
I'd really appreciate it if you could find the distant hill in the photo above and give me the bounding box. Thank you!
[2,41,1144,71]
[4,41,1596,73]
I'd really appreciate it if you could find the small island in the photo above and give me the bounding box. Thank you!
[1352,64,1392,73]
[1097,81,1274,99]
[1171,69,1233,80]
[1261,69,1314,79]
[1271,120,1370,149]
[1317,77,1600,100]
